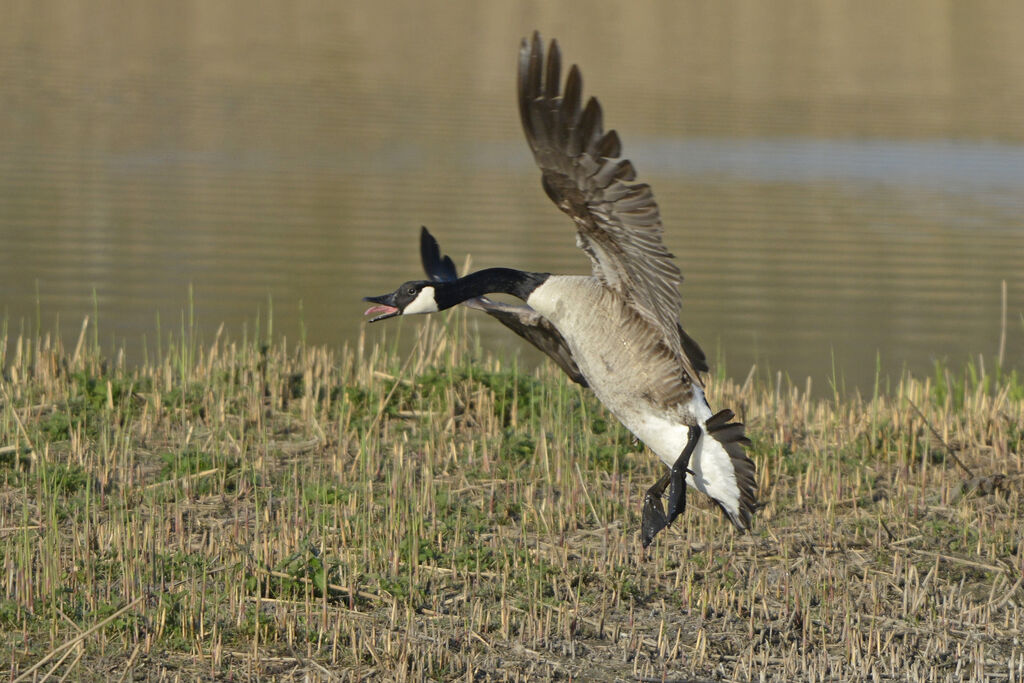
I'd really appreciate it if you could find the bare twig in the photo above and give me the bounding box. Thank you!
[116,644,144,683]
[907,400,973,478]
[0,383,39,464]
[575,462,602,527]
[143,467,219,490]
[898,547,1012,576]
[963,574,1024,618]
[13,594,146,683]
[56,644,85,683]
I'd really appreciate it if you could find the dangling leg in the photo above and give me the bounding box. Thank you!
[641,470,671,548]
[666,425,701,525]
[640,425,702,548]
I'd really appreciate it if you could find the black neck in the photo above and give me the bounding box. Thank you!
[434,268,549,310]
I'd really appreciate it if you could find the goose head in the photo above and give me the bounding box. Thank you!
[363,281,438,322]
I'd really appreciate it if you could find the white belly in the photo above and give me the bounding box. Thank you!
[627,392,711,467]
[526,276,708,465]
[526,276,742,517]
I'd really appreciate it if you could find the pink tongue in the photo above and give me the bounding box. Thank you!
[364,305,398,316]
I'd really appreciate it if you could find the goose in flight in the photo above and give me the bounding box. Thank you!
[364,32,757,546]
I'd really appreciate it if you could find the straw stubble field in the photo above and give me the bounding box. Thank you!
[1,311,1022,681]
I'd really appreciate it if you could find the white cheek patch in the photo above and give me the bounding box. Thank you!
[403,287,438,315]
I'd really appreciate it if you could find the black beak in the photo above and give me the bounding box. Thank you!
[362,293,401,323]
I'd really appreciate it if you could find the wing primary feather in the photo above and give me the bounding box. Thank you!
[543,38,561,101]
[562,65,583,140]
[595,130,621,159]
[579,97,604,157]
[518,33,543,141]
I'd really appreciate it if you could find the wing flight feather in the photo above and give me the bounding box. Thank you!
[518,32,695,379]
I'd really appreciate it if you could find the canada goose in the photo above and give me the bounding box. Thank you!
[364,32,757,546]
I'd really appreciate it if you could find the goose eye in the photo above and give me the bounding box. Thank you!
[406,287,416,296]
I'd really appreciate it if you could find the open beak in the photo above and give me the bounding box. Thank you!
[362,293,400,323]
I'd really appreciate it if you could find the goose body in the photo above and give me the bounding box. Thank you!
[525,275,749,528]
[364,33,757,545]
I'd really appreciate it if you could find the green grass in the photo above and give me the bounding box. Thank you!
[1,310,1022,681]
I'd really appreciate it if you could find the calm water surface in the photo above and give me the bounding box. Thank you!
[2,2,1023,394]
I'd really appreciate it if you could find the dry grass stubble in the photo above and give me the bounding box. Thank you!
[1,311,1022,681]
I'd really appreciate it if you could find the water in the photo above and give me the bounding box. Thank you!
[2,1,1023,393]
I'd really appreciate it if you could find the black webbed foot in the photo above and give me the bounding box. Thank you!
[641,471,671,548]
[640,425,702,548]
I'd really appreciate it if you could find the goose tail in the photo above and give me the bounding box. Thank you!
[701,409,758,531]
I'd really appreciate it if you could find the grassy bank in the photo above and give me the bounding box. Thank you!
[1,311,1022,681]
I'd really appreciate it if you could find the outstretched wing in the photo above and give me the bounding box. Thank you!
[518,32,693,376]
[420,227,589,387]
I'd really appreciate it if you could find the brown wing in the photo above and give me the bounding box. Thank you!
[518,32,696,381]
[474,302,589,387]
